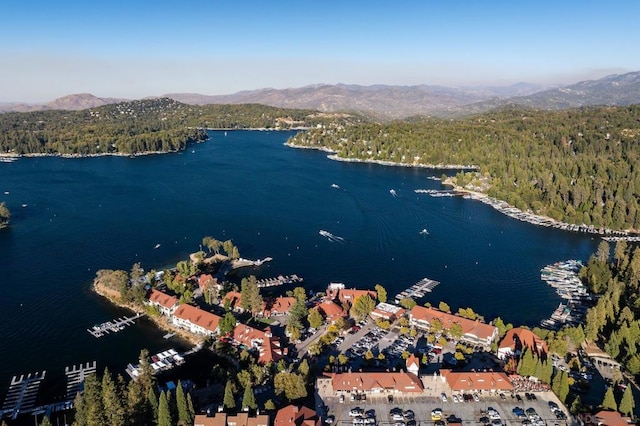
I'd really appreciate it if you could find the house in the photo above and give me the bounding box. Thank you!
[594,410,632,426]
[406,354,420,375]
[275,404,321,426]
[316,300,347,323]
[194,412,270,426]
[222,291,244,312]
[262,296,297,317]
[326,283,377,307]
[370,303,405,322]
[409,306,498,347]
[498,327,548,360]
[147,289,179,316]
[199,274,221,291]
[319,371,423,394]
[231,324,287,364]
[172,304,221,336]
[440,370,514,393]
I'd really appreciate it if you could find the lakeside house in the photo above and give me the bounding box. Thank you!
[194,411,270,426]
[172,304,221,337]
[222,291,244,313]
[318,371,424,395]
[498,327,548,360]
[409,306,498,347]
[369,302,405,322]
[230,324,287,364]
[315,300,347,324]
[326,283,377,306]
[198,274,222,291]
[147,289,179,316]
[262,296,297,317]
[440,370,514,394]
[274,404,321,426]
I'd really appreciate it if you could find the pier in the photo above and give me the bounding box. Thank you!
[65,361,96,399]
[394,277,440,303]
[87,313,143,338]
[231,257,273,269]
[0,371,46,420]
[256,274,303,288]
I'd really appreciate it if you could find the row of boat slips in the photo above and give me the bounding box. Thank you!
[126,348,185,380]
[256,274,303,288]
[87,313,143,338]
[394,278,440,304]
[464,192,637,240]
[414,189,457,197]
[539,260,596,331]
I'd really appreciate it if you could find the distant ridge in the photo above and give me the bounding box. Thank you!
[2,71,640,118]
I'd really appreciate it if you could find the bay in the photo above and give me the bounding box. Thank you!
[0,130,598,398]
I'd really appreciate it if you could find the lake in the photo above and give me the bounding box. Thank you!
[0,130,598,399]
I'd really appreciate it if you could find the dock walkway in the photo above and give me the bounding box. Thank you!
[65,361,97,399]
[0,371,46,420]
[394,277,440,303]
[256,274,303,288]
[87,313,143,338]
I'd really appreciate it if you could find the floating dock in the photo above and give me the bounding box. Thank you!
[87,313,143,338]
[256,274,303,288]
[0,371,46,420]
[65,361,96,400]
[394,277,440,303]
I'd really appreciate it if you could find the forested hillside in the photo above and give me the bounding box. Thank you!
[288,105,640,230]
[0,99,360,156]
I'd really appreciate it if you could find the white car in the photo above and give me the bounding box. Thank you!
[350,408,364,417]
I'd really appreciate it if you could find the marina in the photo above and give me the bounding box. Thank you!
[256,274,303,288]
[126,348,185,380]
[414,189,457,197]
[87,313,143,338]
[539,260,595,330]
[394,277,440,303]
[0,371,46,420]
[65,361,96,400]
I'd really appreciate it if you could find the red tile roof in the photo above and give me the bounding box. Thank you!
[498,327,548,358]
[194,412,270,426]
[595,410,632,426]
[275,405,321,426]
[326,287,377,306]
[148,289,179,309]
[441,370,514,392]
[263,296,297,316]
[232,324,286,364]
[317,300,347,322]
[173,304,221,333]
[410,306,497,342]
[223,291,243,310]
[329,372,423,393]
[198,274,217,289]
[406,354,419,371]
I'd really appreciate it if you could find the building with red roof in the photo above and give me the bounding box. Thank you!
[441,370,513,393]
[498,327,548,360]
[172,304,221,337]
[222,291,244,312]
[231,324,287,364]
[370,302,406,322]
[316,300,347,324]
[319,371,424,394]
[409,306,498,347]
[194,412,270,426]
[326,283,377,307]
[262,296,297,317]
[147,289,179,316]
[198,274,221,291]
[594,410,632,426]
[406,354,420,375]
[275,405,321,426]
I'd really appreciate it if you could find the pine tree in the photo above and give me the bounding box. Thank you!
[158,391,172,426]
[72,392,86,426]
[242,385,257,410]
[187,393,196,424]
[147,387,159,425]
[558,371,570,403]
[101,368,126,426]
[619,386,635,416]
[82,374,105,426]
[602,386,618,411]
[127,378,148,425]
[223,380,236,409]
[138,349,155,396]
[176,381,193,426]
[570,395,583,415]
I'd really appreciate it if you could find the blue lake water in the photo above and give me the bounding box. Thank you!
[0,130,598,397]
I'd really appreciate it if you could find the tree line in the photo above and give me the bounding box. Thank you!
[288,105,640,231]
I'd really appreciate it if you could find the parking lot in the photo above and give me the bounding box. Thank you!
[322,391,570,426]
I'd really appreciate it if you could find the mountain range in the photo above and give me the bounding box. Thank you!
[2,71,640,119]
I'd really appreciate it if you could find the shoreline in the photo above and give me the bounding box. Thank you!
[285,141,477,170]
[92,279,202,346]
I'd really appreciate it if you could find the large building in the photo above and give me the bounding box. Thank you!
[498,327,548,360]
[147,289,179,316]
[326,283,377,306]
[318,371,424,395]
[370,302,405,322]
[231,324,287,364]
[194,412,270,426]
[172,304,221,336]
[409,306,498,347]
[441,370,514,394]
[274,405,321,426]
[316,300,347,324]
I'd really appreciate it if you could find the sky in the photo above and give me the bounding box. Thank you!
[1,0,639,102]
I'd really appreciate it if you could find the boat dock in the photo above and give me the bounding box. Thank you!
[65,361,96,399]
[126,348,187,380]
[0,371,46,420]
[394,277,440,303]
[87,313,143,338]
[256,274,303,288]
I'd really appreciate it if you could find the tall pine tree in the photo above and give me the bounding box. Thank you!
[602,386,618,411]
[158,391,172,426]
[101,368,126,426]
[224,380,236,409]
[242,385,257,410]
[176,381,193,426]
[147,387,159,425]
[619,386,635,416]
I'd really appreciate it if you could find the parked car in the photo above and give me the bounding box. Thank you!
[349,408,364,417]
[440,393,448,402]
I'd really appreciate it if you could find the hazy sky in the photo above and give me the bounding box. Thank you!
[1,0,638,102]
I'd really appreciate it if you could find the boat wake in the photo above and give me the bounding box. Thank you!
[319,230,345,243]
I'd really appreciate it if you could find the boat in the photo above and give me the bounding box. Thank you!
[331,184,340,189]
[390,189,397,197]
[163,332,175,339]
[419,228,429,235]
[154,243,161,249]
[319,230,344,242]
[21,204,27,208]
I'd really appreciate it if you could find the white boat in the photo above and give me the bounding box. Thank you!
[319,230,344,242]
[419,228,429,235]
[390,189,397,197]
[331,184,340,189]
[154,243,161,249]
